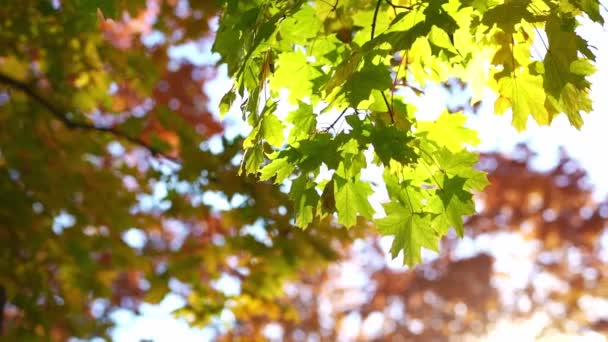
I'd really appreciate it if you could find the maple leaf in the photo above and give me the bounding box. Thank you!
[334,175,374,228]
[542,15,594,128]
[417,112,480,151]
[261,113,285,147]
[370,124,417,165]
[260,156,294,184]
[494,68,549,130]
[278,4,321,44]
[342,63,392,106]
[270,51,324,103]
[286,101,317,142]
[242,145,264,175]
[289,176,320,228]
[376,201,440,266]
[433,175,475,236]
[433,148,489,191]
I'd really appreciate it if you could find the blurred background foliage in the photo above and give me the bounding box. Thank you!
[1,0,608,341]
[0,0,358,339]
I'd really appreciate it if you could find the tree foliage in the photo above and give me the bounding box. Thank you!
[0,0,605,340]
[216,0,602,265]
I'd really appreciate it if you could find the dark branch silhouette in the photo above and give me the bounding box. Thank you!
[371,0,383,40]
[0,72,179,164]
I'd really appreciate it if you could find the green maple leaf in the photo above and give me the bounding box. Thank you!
[335,138,367,179]
[219,89,236,117]
[482,1,532,33]
[433,148,489,191]
[570,59,596,76]
[278,4,321,44]
[432,175,475,236]
[270,51,323,102]
[578,0,604,24]
[261,113,285,147]
[376,201,440,266]
[428,25,457,53]
[370,124,417,165]
[213,7,260,75]
[242,145,264,175]
[417,112,480,151]
[335,157,367,180]
[259,156,294,184]
[334,176,374,228]
[289,176,320,228]
[324,49,363,95]
[494,68,548,130]
[542,15,594,128]
[544,15,578,97]
[342,63,392,106]
[296,133,340,171]
[548,83,592,129]
[212,0,600,268]
[286,101,317,142]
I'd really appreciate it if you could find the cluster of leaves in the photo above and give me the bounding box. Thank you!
[0,1,361,339]
[222,147,608,340]
[215,0,603,265]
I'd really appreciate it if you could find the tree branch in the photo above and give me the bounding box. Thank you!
[0,72,179,164]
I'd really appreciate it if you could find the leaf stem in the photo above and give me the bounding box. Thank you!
[391,49,409,119]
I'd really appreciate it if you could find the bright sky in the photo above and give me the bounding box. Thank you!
[110,9,608,342]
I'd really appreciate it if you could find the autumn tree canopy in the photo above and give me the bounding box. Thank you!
[0,0,605,340]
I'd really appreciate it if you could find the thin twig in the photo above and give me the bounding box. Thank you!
[380,91,394,124]
[402,80,425,95]
[325,107,349,132]
[371,0,382,40]
[384,0,414,10]
[0,72,180,164]
[392,49,408,116]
